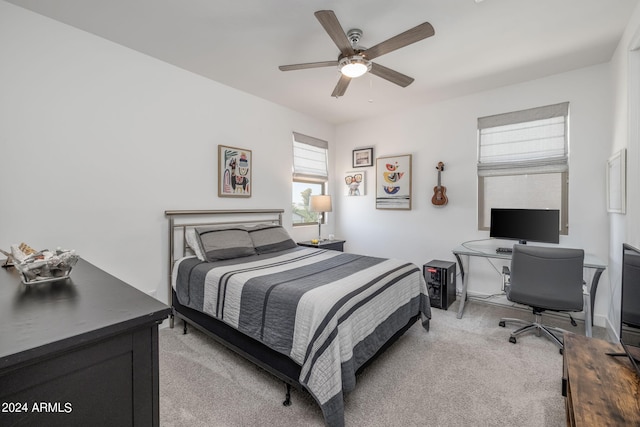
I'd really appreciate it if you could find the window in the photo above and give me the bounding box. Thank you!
[477,102,569,234]
[292,132,328,226]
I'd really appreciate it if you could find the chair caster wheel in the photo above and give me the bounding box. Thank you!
[559,348,564,355]
[499,321,506,327]
[509,336,517,344]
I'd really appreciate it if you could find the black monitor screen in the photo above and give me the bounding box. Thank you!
[620,243,640,377]
[489,208,560,244]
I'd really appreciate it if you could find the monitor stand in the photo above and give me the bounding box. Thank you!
[606,342,640,364]
[606,352,640,362]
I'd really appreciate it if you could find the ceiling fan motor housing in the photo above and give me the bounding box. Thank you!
[347,28,363,47]
[340,29,370,77]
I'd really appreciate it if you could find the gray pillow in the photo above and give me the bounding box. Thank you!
[195,226,256,261]
[248,224,297,254]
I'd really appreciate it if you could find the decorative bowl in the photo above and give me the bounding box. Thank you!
[13,251,79,285]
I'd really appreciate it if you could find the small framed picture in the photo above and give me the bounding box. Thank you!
[218,145,251,197]
[344,171,365,196]
[607,148,626,213]
[352,147,374,168]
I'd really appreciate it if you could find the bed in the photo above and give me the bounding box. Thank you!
[166,209,431,426]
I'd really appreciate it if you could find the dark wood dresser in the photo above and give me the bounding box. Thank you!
[0,258,171,427]
[563,332,640,426]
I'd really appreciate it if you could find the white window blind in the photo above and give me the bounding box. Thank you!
[292,132,328,182]
[477,102,570,233]
[478,102,569,177]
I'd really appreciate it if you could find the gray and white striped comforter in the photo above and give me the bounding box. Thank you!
[173,247,431,426]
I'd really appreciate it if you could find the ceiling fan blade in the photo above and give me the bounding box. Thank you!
[331,74,351,97]
[370,62,414,87]
[279,61,338,71]
[364,22,435,60]
[314,10,355,57]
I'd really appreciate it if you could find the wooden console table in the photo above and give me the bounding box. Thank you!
[0,258,171,426]
[563,333,640,426]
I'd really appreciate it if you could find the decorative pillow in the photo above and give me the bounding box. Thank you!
[185,228,206,261]
[248,224,297,254]
[194,226,256,262]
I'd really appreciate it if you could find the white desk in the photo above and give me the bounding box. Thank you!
[452,243,606,333]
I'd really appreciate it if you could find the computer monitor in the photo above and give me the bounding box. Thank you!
[610,243,640,377]
[489,208,560,244]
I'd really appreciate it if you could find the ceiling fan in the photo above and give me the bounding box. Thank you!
[279,10,435,98]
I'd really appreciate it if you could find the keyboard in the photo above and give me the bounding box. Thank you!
[496,247,513,254]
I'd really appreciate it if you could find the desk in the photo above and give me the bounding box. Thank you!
[452,243,606,330]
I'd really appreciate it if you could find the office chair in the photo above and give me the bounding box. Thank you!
[498,244,585,352]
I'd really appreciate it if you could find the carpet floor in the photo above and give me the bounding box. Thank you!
[158,300,601,426]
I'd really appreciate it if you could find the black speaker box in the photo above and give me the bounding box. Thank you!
[423,260,457,310]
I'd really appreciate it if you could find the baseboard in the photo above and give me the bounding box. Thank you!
[603,316,619,342]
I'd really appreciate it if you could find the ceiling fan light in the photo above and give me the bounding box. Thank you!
[339,56,371,78]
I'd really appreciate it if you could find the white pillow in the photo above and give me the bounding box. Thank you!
[185,228,205,261]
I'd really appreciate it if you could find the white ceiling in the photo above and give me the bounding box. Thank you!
[6,0,640,124]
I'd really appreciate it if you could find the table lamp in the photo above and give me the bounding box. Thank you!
[309,195,332,241]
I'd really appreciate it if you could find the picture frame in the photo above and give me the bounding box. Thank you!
[607,148,626,213]
[218,145,252,197]
[376,154,412,210]
[352,147,374,168]
[344,171,366,196]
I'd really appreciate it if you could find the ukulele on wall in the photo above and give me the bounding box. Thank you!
[431,162,448,206]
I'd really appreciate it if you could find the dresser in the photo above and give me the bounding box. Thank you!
[0,258,171,427]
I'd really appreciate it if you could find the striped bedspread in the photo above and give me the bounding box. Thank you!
[173,247,431,426]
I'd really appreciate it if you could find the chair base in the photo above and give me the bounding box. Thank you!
[499,313,568,350]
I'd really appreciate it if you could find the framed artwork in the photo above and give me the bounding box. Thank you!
[376,154,412,210]
[344,171,365,196]
[218,145,252,197]
[607,148,626,213]
[352,147,374,168]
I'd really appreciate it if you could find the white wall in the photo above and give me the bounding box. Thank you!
[334,64,613,326]
[607,2,640,337]
[0,2,334,302]
[2,0,636,332]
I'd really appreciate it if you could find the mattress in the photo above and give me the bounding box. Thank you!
[173,246,431,426]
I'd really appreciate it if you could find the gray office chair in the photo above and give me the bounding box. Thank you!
[499,244,585,351]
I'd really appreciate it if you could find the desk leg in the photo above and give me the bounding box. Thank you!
[583,286,592,338]
[589,267,604,327]
[454,253,468,319]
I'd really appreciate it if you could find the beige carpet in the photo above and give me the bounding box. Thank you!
[159,300,600,426]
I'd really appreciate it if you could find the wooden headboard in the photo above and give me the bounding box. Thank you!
[164,209,284,303]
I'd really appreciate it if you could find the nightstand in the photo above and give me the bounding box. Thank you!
[298,239,345,252]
